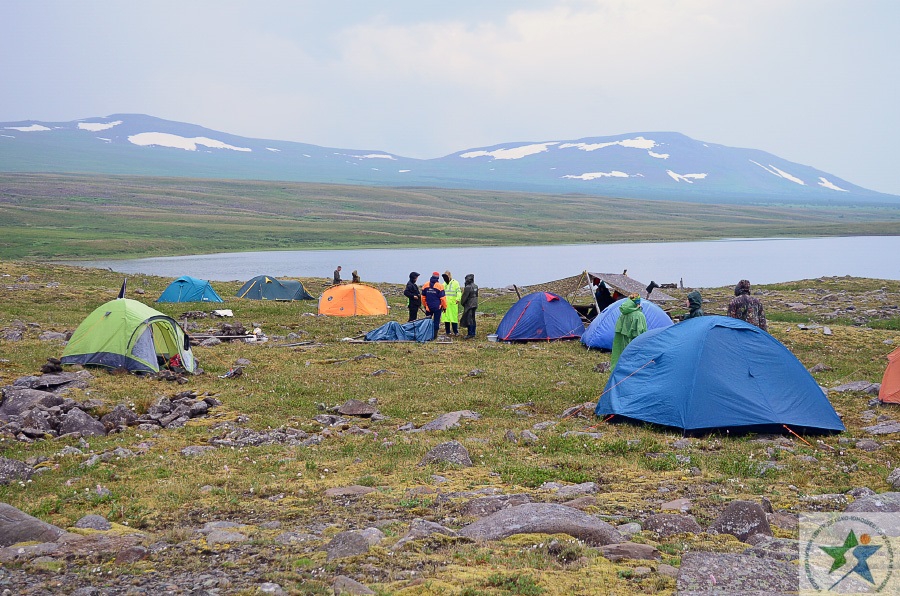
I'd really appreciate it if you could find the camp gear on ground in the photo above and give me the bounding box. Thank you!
[496,292,584,342]
[596,315,845,434]
[157,276,223,303]
[365,318,434,342]
[61,298,196,374]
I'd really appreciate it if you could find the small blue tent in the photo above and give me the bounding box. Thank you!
[496,292,584,342]
[365,318,434,342]
[157,276,223,303]
[581,298,672,350]
[236,275,314,301]
[595,316,845,434]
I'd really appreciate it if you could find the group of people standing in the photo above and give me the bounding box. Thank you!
[404,271,479,340]
[609,278,768,370]
[332,266,360,285]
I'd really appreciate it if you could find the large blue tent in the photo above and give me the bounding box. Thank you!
[595,316,845,434]
[236,275,314,301]
[157,276,223,303]
[365,318,434,342]
[581,298,672,350]
[496,292,584,342]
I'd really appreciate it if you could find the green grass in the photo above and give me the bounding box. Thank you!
[3,173,900,260]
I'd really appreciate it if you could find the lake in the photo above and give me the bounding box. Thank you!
[71,236,900,289]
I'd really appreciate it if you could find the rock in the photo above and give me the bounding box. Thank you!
[0,387,64,419]
[417,410,481,431]
[660,497,692,512]
[460,494,531,517]
[743,537,800,561]
[274,531,317,544]
[542,481,598,499]
[336,399,378,417]
[657,563,678,578]
[58,407,107,437]
[324,530,379,562]
[598,542,660,562]
[0,502,66,547]
[0,458,33,485]
[393,519,457,549]
[676,552,797,594]
[333,575,376,595]
[708,500,772,542]
[887,469,900,490]
[114,545,149,564]
[418,441,473,467]
[830,380,880,394]
[520,430,539,444]
[846,487,876,498]
[100,405,138,431]
[257,582,286,595]
[855,438,881,451]
[845,491,900,513]
[205,529,249,546]
[324,485,377,497]
[457,503,624,546]
[643,513,702,537]
[38,331,67,341]
[74,514,111,531]
[863,421,900,435]
[180,445,217,457]
[767,512,798,532]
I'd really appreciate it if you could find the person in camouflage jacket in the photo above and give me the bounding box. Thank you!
[727,279,767,331]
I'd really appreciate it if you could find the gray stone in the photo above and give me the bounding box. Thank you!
[676,552,797,594]
[324,485,377,497]
[660,498,692,512]
[114,545,149,564]
[855,438,881,451]
[0,502,66,547]
[418,410,481,431]
[336,399,379,417]
[845,491,900,513]
[457,503,624,546]
[38,331,67,341]
[0,458,32,485]
[393,519,458,549]
[864,421,900,435]
[708,500,772,542]
[888,469,900,490]
[831,380,880,394]
[460,494,531,517]
[100,405,137,431]
[743,537,800,562]
[205,530,248,545]
[274,531,317,544]
[180,445,217,457]
[544,481,598,499]
[616,522,642,537]
[257,582,286,595]
[643,513,702,537]
[74,514,111,531]
[520,430,539,444]
[324,531,374,562]
[598,541,660,562]
[58,407,106,437]
[768,512,798,532]
[0,387,64,419]
[418,441,473,467]
[333,575,376,595]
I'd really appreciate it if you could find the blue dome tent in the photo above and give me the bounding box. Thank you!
[595,316,845,434]
[236,275,314,301]
[581,297,672,350]
[496,292,584,342]
[157,276,223,303]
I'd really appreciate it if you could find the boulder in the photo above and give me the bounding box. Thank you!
[74,515,112,531]
[0,458,33,485]
[393,519,458,549]
[457,503,624,546]
[336,399,379,417]
[417,410,481,431]
[743,537,800,562]
[333,575,376,595]
[58,407,107,437]
[676,552,797,594]
[324,529,383,562]
[708,500,772,542]
[887,469,900,490]
[598,542,660,562]
[460,494,531,517]
[418,441,473,467]
[0,387,64,419]
[100,405,137,431]
[845,491,900,513]
[0,502,66,547]
[643,513,702,537]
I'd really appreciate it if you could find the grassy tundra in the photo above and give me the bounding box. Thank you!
[1,260,899,594]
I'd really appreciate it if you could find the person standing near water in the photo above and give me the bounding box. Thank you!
[404,271,421,322]
[610,293,647,370]
[460,273,479,339]
[727,279,767,331]
[442,271,461,336]
[421,272,447,340]
[332,266,342,285]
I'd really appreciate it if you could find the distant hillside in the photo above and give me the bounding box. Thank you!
[0,114,896,204]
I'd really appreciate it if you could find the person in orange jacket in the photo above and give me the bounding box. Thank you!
[421,271,447,340]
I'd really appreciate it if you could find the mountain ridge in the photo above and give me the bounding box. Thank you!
[1,113,895,204]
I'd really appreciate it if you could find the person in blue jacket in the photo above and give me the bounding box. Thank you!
[421,272,447,340]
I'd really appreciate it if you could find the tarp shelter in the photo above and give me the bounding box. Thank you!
[365,318,434,342]
[595,316,845,434]
[319,283,389,316]
[236,275,314,301]
[879,347,900,404]
[496,292,585,342]
[587,272,676,302]
[581,298,673,350]
[157,276,223,303]
[61,298,196,374]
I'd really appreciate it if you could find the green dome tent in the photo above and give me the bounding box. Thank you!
[236,275,314,301]
[61,298,196,374]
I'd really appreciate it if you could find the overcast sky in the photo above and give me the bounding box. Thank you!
[2,0,898,195]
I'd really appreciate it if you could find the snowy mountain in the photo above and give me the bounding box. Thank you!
[0,114,893,203]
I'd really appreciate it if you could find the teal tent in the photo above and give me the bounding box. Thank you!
[157,276,223,303]
[236,275,314,301]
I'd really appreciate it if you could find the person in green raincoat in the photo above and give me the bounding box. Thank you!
[441,271,462,336]
[610,293,648,370]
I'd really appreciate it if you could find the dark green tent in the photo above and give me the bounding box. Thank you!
[236,275,314,301]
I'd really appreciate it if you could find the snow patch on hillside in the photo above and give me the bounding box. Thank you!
[128,132,252,152]
[78,120,122,132]
[559,137,668,159]
[266,147,280,152]
[4,124,51,132]
[648,151,669,159]
[818,177,847,191]
[355,154,395,160]
[460,142,559,160]
[562,171,630,180]
[667,171,707,183]
[750,160,805,185]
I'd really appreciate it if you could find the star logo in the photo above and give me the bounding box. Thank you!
[821,530,881,588]
[804,514,896,593]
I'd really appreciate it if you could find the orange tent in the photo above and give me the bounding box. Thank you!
[879,347,900,404]
[318,283,389,317]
